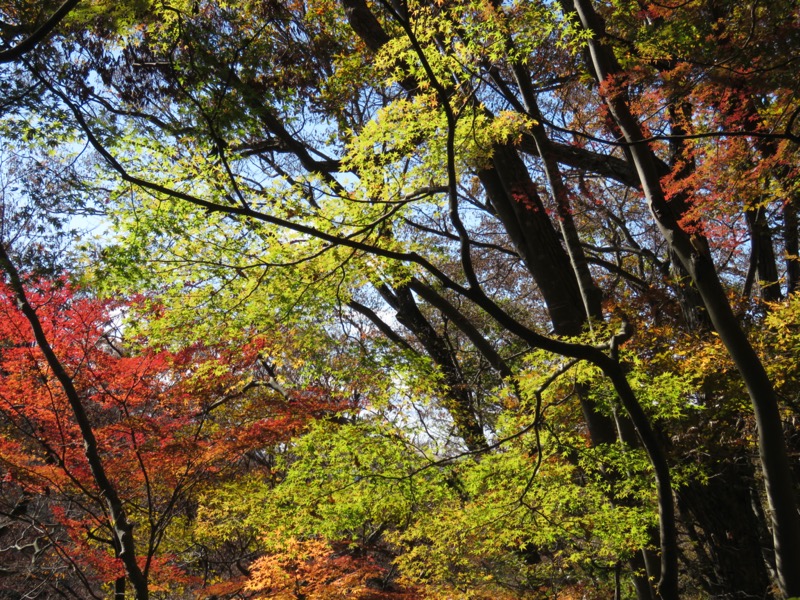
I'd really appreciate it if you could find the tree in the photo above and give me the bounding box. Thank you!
[0,264,346,598]
[1,0,799,598]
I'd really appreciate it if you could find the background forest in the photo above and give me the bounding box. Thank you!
[1,0,799,599]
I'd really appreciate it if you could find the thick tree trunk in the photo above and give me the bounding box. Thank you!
[744,205,782,301]
[508,59,603,324]
[477,150,621,447]
[677,462,773,599]
[477,149,588,335]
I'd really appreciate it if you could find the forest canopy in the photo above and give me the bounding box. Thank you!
[1,0,799,599]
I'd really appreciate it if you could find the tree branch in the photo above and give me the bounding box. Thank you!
[0,0,81,63]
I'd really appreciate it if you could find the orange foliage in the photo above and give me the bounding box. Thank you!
[245,538,418,600]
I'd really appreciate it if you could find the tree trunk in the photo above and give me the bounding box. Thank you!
[744,205,782,301]
[377,283,488,452]
[784,196,800,294]
[0,244,150,600]
[567,1,800,595]
[677,462,773,599]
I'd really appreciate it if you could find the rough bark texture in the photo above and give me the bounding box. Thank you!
[677,463,773,599]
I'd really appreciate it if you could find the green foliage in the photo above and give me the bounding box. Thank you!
[3,0,800,597]
[195,410,658,599]
[199,420,451,546]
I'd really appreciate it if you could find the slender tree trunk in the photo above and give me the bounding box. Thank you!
[0,244,150,600]
[785,196,800,294]
[660,54,773,598]
[114,577,126,600]
[665,102,714,329]
[377,283,488,451]
[566,1,800,595]
[598,355,679,600]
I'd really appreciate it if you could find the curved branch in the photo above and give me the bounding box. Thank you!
[407,277,512,379]
[0,0,81,63]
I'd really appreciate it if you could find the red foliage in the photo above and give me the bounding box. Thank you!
[0,280,342,596]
